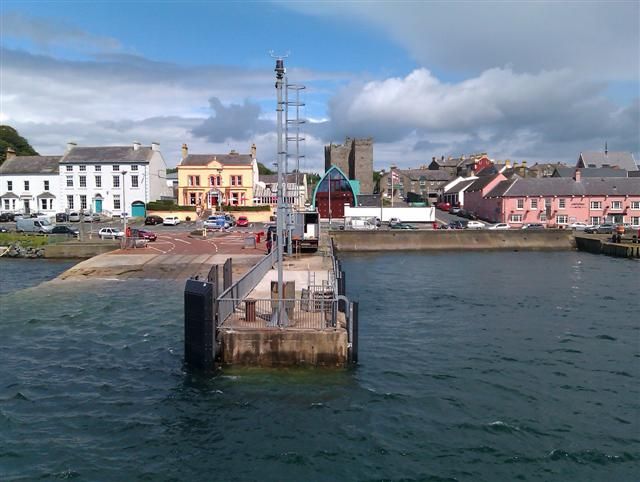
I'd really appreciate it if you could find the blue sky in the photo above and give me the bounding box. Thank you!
[1,1,638,169]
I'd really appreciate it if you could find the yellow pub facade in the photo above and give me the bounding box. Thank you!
[177,144,259,209]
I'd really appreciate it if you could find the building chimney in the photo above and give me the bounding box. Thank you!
[251,143,257,159]
[133,141,141,151]
[5,147,16,161]
[66,142,77,153]
[441,155,444,161]
[574,169,582,182]
[151,142,160,151]
[432,156,436,162]
[505,159,511,168]
[181,143,188,160]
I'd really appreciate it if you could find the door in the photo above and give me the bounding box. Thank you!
[95,199,103,213]
[23,200,30,214]
[131,201,145,217]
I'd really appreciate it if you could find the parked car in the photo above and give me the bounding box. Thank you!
[521,223,545,230]
[388,217,402,227]
[0,226,8,233]
[584,225,599,234]
[390,222,417,230]
[98,227,124,239]
[68,212,81,222]
[145,215,163,225]
[16,218,53,233]
[448,206,461,215]
[0,212,14,222]
[132,229,157,241]
[204,215,229,229]
[163,216,181,226]
[55,213,69,223]
[449,220,468,229]
[82,212,99,222]
[29,212,46,218]
[488,223,510,230]
[236,216,250,227]
[50,225,79,237]
[436,202,451,211]
[595,223,615,234]
[466,220,486,229]
[569,222,588,231]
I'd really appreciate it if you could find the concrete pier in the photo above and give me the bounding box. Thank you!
[575,235,640,259]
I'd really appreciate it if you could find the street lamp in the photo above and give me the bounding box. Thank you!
[121,170,127,248]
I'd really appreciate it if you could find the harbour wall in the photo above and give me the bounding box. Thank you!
[44,240,120,258]
[331,229,576,252]
[575,235,640,259]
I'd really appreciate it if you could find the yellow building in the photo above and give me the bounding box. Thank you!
[177,144,259,209]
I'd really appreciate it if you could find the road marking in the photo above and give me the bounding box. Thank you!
[173,238,191,244]
[147,245,167,254]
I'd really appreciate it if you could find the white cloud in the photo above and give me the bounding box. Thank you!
[283,1,640,81]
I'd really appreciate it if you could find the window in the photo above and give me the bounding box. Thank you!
[209,175,222,187]
[40,199,47,211]
[113,165,120,171]
[516,199,524,209]
[95,165,101,172]
[540,213,547,222]
[510,214,523,222]
[80,195,87,210]
[610,201,622,210]
[531,199,538,209]
[590,216,600,225]
[79,165,86,172]
[131,165,138,171]
[231,175,243,186]
[3,199,9,210]
[95,176,102,188]
[556,215,568,224]
[113,176,120,188]
[66,176,73,187]
[44,180,49,191]
[131,175,139,188]
[631,201,640,210]
[24,180,29,191]
[559,198,566,209]
[67,195,74,209]
[231,192,239,205]
[590,201,602,210]
[545,198,552,209]
[387,177,391,185]
[66,165,73,172]
[189,193,196,205]
[79,176,87,188]
[7,180,12,191]
[113,195,121,210]
[632,216,640,226]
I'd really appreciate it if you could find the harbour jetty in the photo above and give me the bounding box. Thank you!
[575,234,640,259]
[331,229,576,252]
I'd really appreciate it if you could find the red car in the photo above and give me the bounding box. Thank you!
[134,229,157,241]
[436,202,451,211]
[236,216,249,227]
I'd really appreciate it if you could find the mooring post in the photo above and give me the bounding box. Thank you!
[348,300,359,365]
[184,279,215,372]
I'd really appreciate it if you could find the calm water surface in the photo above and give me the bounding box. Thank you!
[0,253,638,481]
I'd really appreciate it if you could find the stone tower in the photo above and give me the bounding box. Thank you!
[324,137,374,194]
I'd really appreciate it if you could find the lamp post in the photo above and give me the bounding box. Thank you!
[121,170,127,248]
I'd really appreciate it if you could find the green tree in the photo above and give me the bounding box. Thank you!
[0,125,39,165]
[258,162,275,175]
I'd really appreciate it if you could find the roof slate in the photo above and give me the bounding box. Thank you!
[495,177,640,197]
[61,146,154,164]
[181,153,252,166]
[0,156,61,175]
[578,151,637,171]
[554,167,628,178]
[446,179,476,194]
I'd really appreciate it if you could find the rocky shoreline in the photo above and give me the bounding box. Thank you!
[0,242,45,258]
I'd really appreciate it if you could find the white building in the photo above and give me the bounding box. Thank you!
[59,142,172,217]
[0,148,62,215]
[254,173,308,208]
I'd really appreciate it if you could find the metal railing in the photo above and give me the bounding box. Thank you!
[216,248,277,326]
[218,298,337,330]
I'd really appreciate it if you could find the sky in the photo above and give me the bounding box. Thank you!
[1,0,638,171]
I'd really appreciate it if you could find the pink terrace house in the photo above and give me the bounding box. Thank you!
[466,170,640,228]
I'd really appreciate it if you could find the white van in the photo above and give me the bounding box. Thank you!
[16,218,54,233]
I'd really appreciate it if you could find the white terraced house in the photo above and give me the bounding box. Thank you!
[59,142,173,217]
[0,148,62,215]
